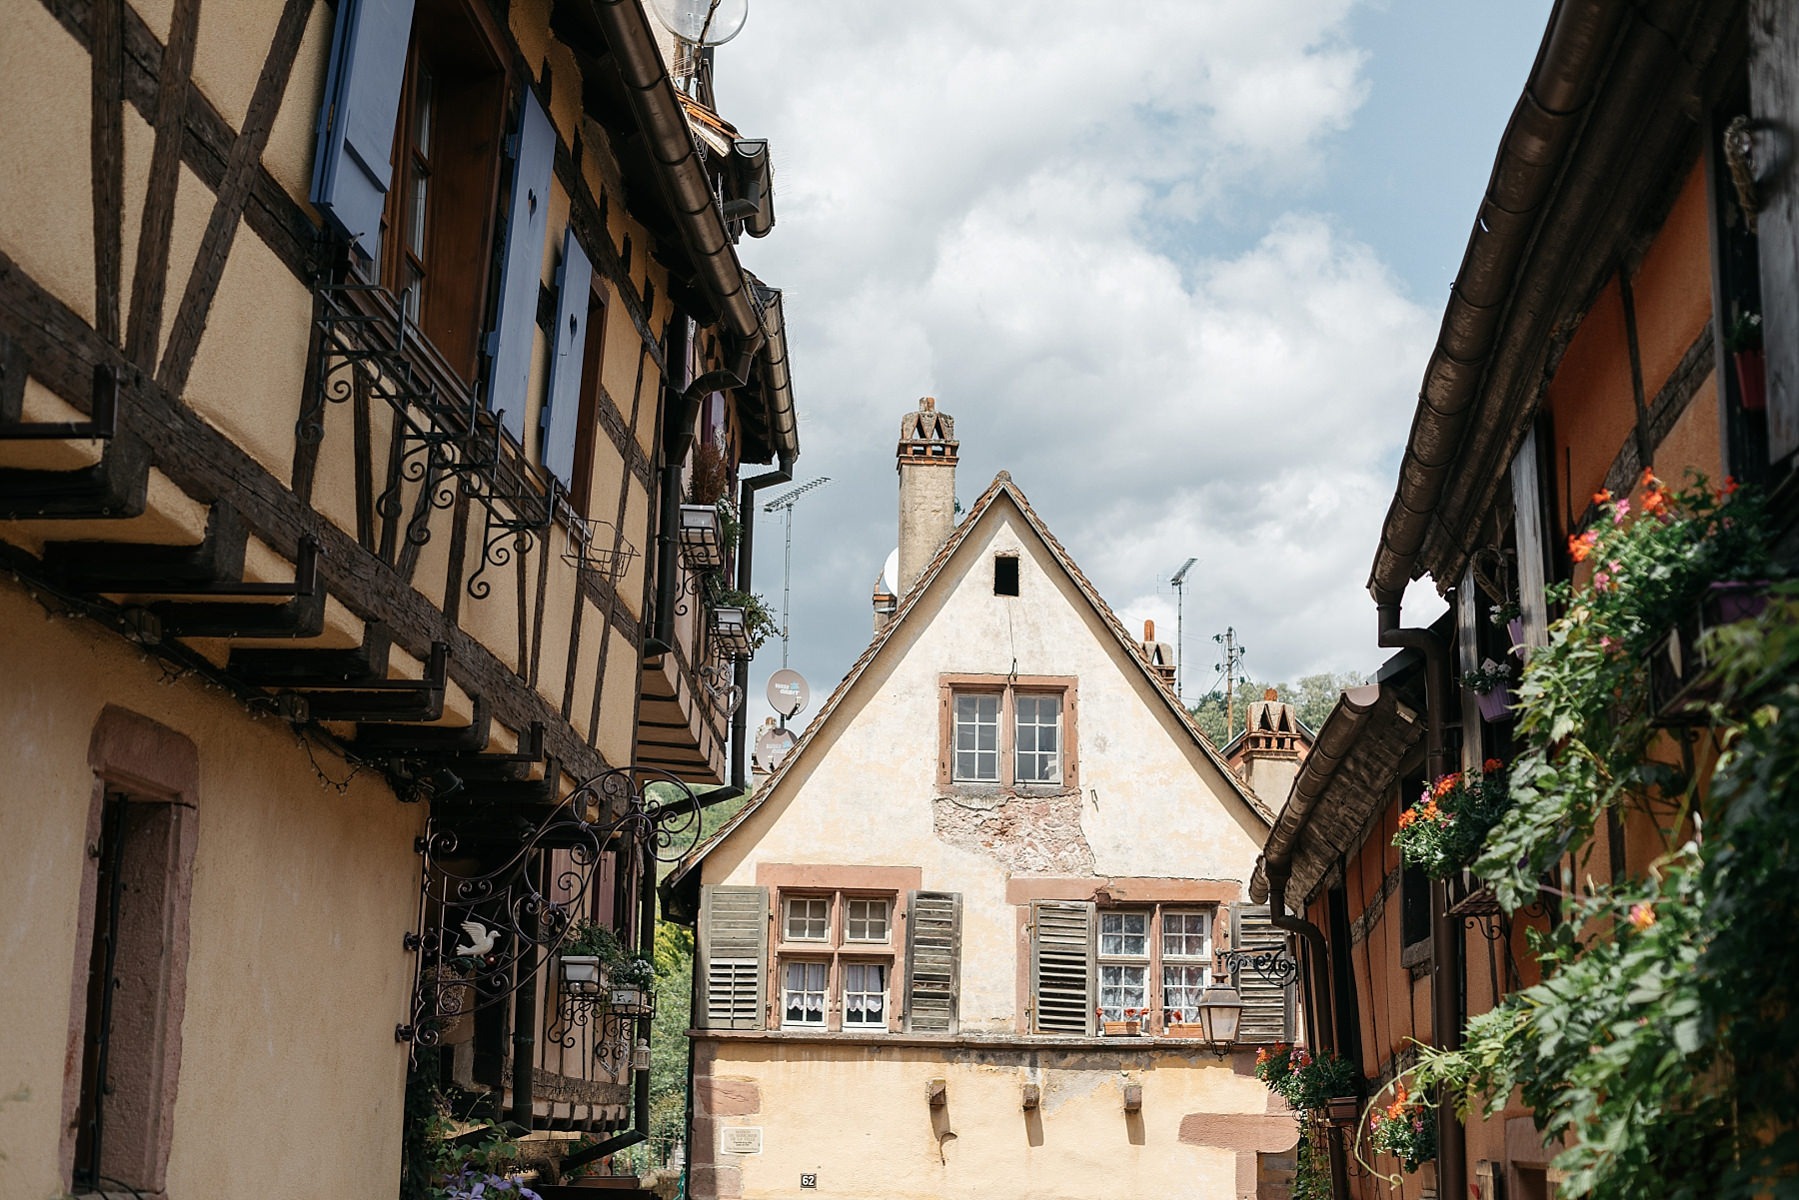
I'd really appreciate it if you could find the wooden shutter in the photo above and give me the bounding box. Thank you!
[1230,903,1295,1043]
[309,0,417,260]
[697,885,767,1030]
[904,891,962,1033]
[484,89,557,443]
[1030,900,1094,1034]
[1458,562,1485,768]
[1750,0,1799,463]
[541,229,592,485]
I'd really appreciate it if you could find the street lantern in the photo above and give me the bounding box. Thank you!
[1196,982,1244,1055]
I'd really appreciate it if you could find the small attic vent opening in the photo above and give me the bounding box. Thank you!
[994,555,1019,596]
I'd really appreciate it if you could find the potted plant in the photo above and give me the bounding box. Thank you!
[1367,1085,1437,1172]
[607,955,656,1013]
[1099,1007,1143,1036]
[677,503,726,571]
[709,586,779,658]
[1394,761,1512,880]
[1461,658,1515,722]
[1727,309,1765,412]
[1490,600,1524,655]
[1163,1007,1206,1038]
[559,921,623,995]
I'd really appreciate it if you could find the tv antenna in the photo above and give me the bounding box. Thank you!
[1213,627,1247,742]
[763,477,831,668]
[1169,557,1197,704]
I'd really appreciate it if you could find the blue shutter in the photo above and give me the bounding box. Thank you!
[541,229,592,486]
[310,0,415,260]
[485,90,557,444]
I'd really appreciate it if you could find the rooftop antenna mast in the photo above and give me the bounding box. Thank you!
[1213,626,1246,742]
[648,0,750,94]
[1169,557,1197,704]
[763,477,831,668]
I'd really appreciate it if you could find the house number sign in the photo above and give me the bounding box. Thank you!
[800,1174,818,1189]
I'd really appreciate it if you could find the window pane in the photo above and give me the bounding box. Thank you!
[1161,963,1212,1023]
[846,898,889,942]
[1163,911,1212,959]
[785,897,829,941]
[844,962,887,1027]
[952,693,1001,781]
[1015,693,1062,784]
[783,960,828,1027]
[1099,964,1148,1020]
[1100,912,1148,957]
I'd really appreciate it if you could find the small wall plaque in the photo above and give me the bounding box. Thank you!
[719,1127,763,1155]
[801,1173,818,1188]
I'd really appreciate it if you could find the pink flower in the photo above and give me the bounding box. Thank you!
[1612,499,1631,524]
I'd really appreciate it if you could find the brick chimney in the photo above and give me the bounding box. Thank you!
[1227,687,1311,802]
[896,398,958,595]
[1138,619,1176,688]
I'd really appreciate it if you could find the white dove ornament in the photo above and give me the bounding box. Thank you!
[454,919,499,958]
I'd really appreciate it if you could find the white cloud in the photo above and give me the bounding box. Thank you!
[716,0,1434,716]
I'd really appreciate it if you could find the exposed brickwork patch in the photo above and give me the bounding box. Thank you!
[931,790,1095,873]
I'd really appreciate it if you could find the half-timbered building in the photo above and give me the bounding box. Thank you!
[0,0,798,1194]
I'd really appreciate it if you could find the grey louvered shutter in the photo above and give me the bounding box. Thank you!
[1030,900,1095,1034]
[310,0,416,261]
[1230,903,1295,1043]
[484,89,557,443]
[1510,427,1550,653]
[904,891,962,1033]
[697,885,767,1030]
[540,228,592,485]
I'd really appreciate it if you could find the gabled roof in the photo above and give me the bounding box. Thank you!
[667,472,1273,899]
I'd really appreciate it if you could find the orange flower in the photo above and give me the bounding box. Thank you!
[1639,467,1657,489]
[1433,773,1462,799]
[1569,529,1599,562]
[1723,476,1740,496]
[1592,488,1612,505]
[1482,758,1503,773]
[1629,903,1656,931]
[1642,489,1668,517]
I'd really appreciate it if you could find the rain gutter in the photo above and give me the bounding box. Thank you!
[585,0,799,463]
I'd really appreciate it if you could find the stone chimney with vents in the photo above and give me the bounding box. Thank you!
[1138,620,1176,688]
[895,397,958,596]
[1226,687,1313,802]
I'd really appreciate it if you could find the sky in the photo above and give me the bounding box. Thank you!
[709,0,1554,729]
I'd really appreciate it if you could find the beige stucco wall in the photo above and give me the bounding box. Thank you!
[693,1040,1294,1200]
[702,497,1269,1029]
[0,581,422,1200]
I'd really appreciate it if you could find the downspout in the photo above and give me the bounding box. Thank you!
[1376,600,1463,1199]
[730,454,793,790]
[558,839,659,1173]
[1265,863,1349,1200]
[508,863,541,1128]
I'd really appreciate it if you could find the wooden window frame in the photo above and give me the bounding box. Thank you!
[773,888,899,1033]
[937,674,1079,792]
[379,0,509,386]
[1158,908,1215,1027]
[1096,908,1151,1024]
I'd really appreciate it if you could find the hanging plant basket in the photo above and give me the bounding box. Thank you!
[1474,685,1515,723]
[1734,348,1767,412]
[710,606,752,659]
[677,504,725,571]
[560,955,604,995]
[607,984,652,1015]
[1324,1095,1361,1126]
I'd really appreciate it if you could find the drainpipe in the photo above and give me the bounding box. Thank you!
[558,839,659,1174]
[1265,865,1350,1200]
[1376,600,1463,1199]
[730,454,793,790]
[508,867,541,1128]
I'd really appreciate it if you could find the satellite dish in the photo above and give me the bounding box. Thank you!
[649,0,749,46]
[755,725,797,772]
[767,669,810,719]
[880,548,899,594]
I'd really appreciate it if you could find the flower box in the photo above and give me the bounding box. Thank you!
[608,984,652,1014]
[1649,581,1772,724]
[710,606,752,659]
[1734,347,1767,412]
[677,504,725,571]
[560,955,603,995]
[1507,617,1526,656]
[1324,1095,1361,1126]
[1102,1020,1142,1037]
[1473,684,1515,723]
[1164,1022,1208,1039]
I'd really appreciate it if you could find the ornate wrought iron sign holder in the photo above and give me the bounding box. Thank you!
[1218,945,1301,990]
[396,764,703,1056]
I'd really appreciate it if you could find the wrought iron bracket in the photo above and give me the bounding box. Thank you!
[1218,947,1300,990]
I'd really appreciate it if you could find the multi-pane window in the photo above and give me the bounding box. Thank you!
[943,678,1076,790]
[1160,911,1213,1024]
[842,962,888,1027]
[1098,911,1149,1021]
[1014,694,1062,783]
[784,896,830,941]
[782,961,828,1027]
[953,693,1000,781]
[776,890,895,1032]
[845,898,890,942]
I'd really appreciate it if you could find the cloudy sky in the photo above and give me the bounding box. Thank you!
[712,0,1552,724]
